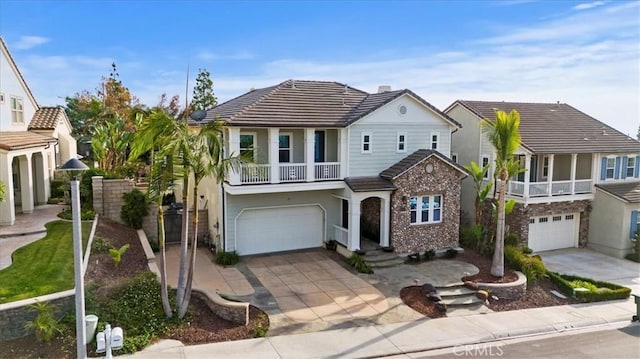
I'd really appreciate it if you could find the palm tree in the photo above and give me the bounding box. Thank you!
[464,161,493,228]
[483,109,522,277]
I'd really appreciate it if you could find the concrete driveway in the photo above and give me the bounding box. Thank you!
[538,248,640,295]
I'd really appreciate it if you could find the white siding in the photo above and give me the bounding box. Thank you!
[224,190,341,252]
[348,95,453,177]
[0,46,37,132]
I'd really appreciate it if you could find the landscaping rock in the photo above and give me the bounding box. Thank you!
[436,302,448,313]
[421,283,436,295]
[427,292,443,302]
[464,281,479,290]
[476,290,489,300]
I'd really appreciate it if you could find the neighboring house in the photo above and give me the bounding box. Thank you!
[0,36,77,226]
[446,100,640,257]
[197,80,466,256]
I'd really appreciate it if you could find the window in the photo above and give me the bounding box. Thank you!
[10,96,24,124]
[410,195,442,224]
[397,132,407,152]
[542,156,549,178]
[627,157,635,178]
[451,153,458,163]
[481,156,490,179]
[565,214,574,220]
[605,157,616,179]
[361,132,372,153]
[240,133,256,161]
[279,133,291,163]
[529,218,535,224]
[539,217,548,223]
[430,132,439,151]
[552,216,562,222]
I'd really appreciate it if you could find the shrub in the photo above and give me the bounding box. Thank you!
[58,208,96,220]
[25,301,61,342]
[625,237,640,263]
[50,180,67,198]
[521,245,533,254]
[504,233,519,247]
[215,251,240,266]
[92,237,114,253]
[109,244,130,268]
[460,225,484,250]
[504,245,547,283]
[121,189,149,229]
[423,249,436,261]
[444,248,458,259]
[406,252,421,263]
[347,254,373,274]
[47,197,62,204]
[254,314,268,337]
[548,272,631,302]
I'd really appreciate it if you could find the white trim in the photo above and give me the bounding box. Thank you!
[605,156,616,180]
[481,155,491,179]
[361,132,372,154]
[223,180,346,195]
[409,194,443,224]
[430,131,440,151]
[240,131,257,162]
[233,203,327,253]
[451,153,458,163]
[626,155,636,178]
[396,132,407,153]
[278,132,292,163]
[10,95,24,124]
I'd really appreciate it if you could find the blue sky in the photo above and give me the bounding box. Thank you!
[1,0,638,136]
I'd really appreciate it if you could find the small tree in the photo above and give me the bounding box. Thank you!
[191,68,217,111]
[464,161,492,228]
[121,189,149,229]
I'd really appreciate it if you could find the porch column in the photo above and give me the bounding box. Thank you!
[570,153,578,194]
[305,128,315,182]
[268,128,280,184]
[348,196,361,251]
[591,155,598,191]
[547,154,555,196]
[338,128,348,179]
[379,195,391,247]
[19,154,34,214]
[0,154,15,225]
[228,128,241,185]
[523,154,531,199]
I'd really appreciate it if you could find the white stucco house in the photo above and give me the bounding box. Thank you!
[195,80,467,256]
[445,100,640,258]
[0,36,78,226]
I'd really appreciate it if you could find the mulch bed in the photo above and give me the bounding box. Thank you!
[400,248,581,318]
[1,217,269,358]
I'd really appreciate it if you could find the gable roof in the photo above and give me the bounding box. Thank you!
[29,106,66,130]
[380,149,468,180]
[0,131,56,151]
[451,100,639,154]
[344,176,396,192]
[595,182,640,203]
[202,79,459,128]
[0,36,39,109]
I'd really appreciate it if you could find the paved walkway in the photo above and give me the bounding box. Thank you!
[125,297,639,358]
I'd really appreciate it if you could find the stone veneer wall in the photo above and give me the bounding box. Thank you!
[390,156,463,253]
[506,199,591,247]
[361,197,381,241]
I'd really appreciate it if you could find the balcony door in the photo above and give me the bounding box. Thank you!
[314,130,325,163]
[279,133,291,163]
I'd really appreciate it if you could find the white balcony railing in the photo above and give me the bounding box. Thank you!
[334,225,348,246]
[498,179,594,198]
[239,164,271,184]
[279,164,307,183]
[574,179,593,194]
[315,162,341,181]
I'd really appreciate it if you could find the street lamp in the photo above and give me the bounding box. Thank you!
[61,157,89,359]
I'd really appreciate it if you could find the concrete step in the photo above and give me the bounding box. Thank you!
[436,286,476,298]
[440,295,484,306]
[363,251,401,262]
[366,257,405,269]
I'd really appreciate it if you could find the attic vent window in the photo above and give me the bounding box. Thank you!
[398,105,407,115]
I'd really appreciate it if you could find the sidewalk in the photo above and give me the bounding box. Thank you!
[125,297,638,358]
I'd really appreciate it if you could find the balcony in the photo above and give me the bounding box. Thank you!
[237,162,341,185]
[500,179,594,198]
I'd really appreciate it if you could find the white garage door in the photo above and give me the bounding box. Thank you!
[235,205,324,255]
[528,213,579,252]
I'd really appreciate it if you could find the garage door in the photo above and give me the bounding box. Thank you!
[528,213,579,252]
[235,205,324,255]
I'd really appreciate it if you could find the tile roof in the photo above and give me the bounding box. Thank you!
[380,149,467,180]
[595,182,640,203]
[0,36,38,108]
[454,100,640,154]
[202,79,460,128]
[0,131,56,151]
[344,176,396,192]
[28,106,65,130]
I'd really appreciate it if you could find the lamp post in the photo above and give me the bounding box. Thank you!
[61,158,89,359]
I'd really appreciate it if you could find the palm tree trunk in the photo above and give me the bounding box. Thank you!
[491,169,507,277]
[157,204,173,317]
[177,182,201,318]
[175,170,190,307]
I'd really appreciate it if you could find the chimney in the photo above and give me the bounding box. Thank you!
[378,85,391,93]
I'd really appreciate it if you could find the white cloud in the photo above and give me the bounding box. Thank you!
[13,36,50,50]
[196,50,254,61]
[573,1,607,11]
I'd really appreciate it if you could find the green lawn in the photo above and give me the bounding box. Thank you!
[0,220,91,304]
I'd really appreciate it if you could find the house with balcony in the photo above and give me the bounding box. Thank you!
[0,36,78,226]
[446,100,640,256]
[198,80,467,256]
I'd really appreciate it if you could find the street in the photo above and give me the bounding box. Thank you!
[416,323,640,359]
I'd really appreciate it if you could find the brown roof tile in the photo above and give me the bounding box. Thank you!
[344,176,396,192]
[0,131,56,151]
[380,149,467,180]
[202,80,460,128]
[595,182,640,203]
[29,106,65,130]
[455,100,640,154]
